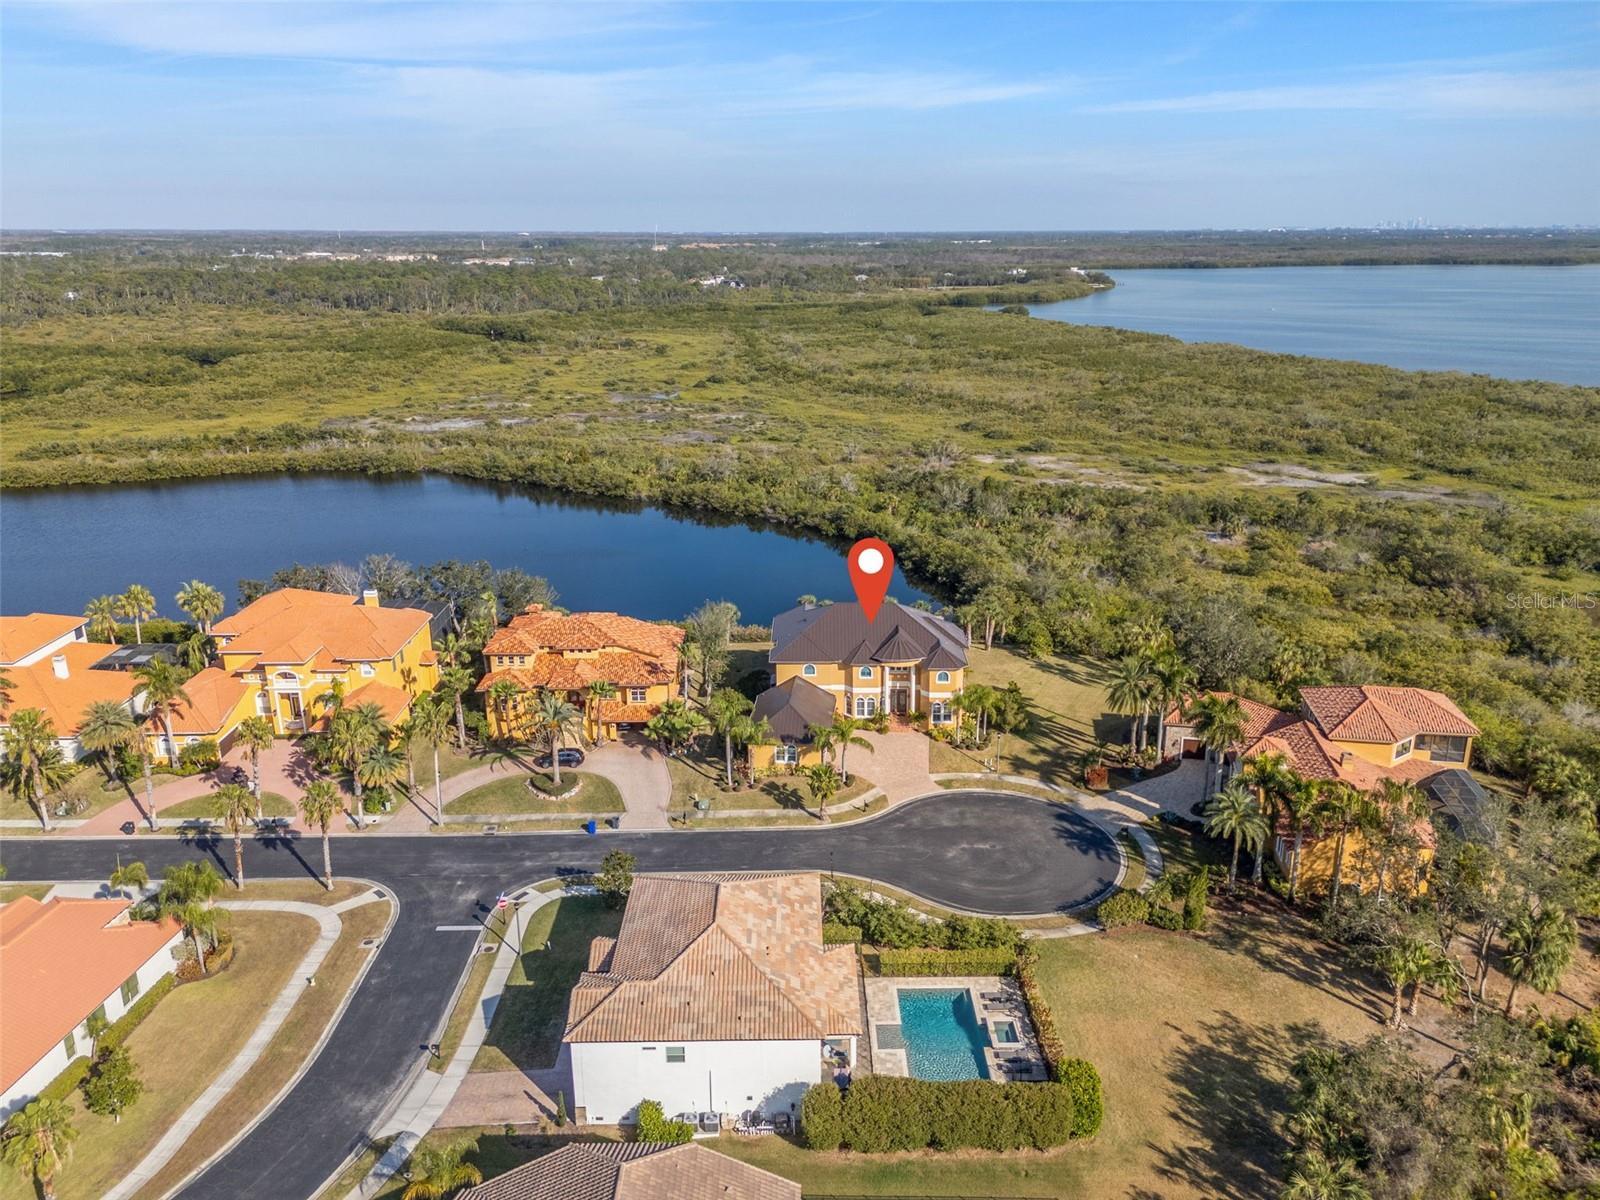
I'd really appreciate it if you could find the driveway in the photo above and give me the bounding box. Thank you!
[1103,757,1210,822]
[852,730,932,802]
[586,735,671,830]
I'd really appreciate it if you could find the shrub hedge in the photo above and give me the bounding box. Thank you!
[822,921,863,945]
[802,1073,1100,1152]
[1014,945,1065,1080]
[1096,889,1149,929]
[38,973,176,1102]
[823,880,1020,951]
[635,1099,694,1144]
[1055,1058,1105,1137]
[874,947,1019,977]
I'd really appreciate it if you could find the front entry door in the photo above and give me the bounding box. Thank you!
[890,688,910,716]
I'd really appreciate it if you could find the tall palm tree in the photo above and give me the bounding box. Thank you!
[643,699,708,755]
[486,679,522,741]
[1370,778,1430,902]
[114,584,157,642]
[1317,782,1369,916]
[1238,751,1295,885]
[729,714,773,786]
[1107,654,1156,752]
[1376,935,1434,1027]
[0,668,12,717]
[330,702,387,812]
[78,700,138,785]
[407,694,452,824]
[157,861,225,973]
[235,716,275,816]
[1501,906,1578,1014]
[585,680,618,747]
[989,683,1031,762]
[438,667,474,751]
[107,859,148,899]
[1148,651,1197,758]
[175,580,225,633]
[299,779,342,888]
[313,677,348,722]
[399,1137,482,1200]
[214,783,255,888]
[801,762,842,822]
[1204,780,1268,895]
[1190,693,1247,799]
[1,709,73,831]
[1281,776,1322,904]
[706,688,753,789]
[84,595,121,644]
[1,1098,79,1200]
[132,659,191,768]
[532,690,583,785]
[823,713,874,784]
[952,683,997,742]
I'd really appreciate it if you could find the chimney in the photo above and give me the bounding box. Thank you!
[51,654,69,679]
[1340,751,1354,769]
[361,589,379,608]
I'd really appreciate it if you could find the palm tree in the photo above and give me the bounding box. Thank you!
[175,580,225,633]
[1376,935,1434,1027]
[156,861,224,974]
[1317,782,1369,916]
[177,629,213,672]
[643,699,707,756]
[1369,778,1430,902]
[1238,751,1295,885]
[1204,780,1267,894]
[438,667,474,751]
[78,700,138,784]
[0,668,12,717]
[214,783,255,888]
[729,714,773,786]
[114,584,157,642]
[1,1098,79,1200]
[988,683,1031,761]
[235,716,275,816]
[585,680,618,747]
[486,679,522,741]
[313,677,348,721]
[532,690,583,785]
[706,689,753,789]
[822,713,874,784]
[399,1137,482,1200]
[1148,651,1197,758]
[952,683,997,743]
[84,594,121,643]
[133,659,191,768]
[108,859,149,899]
[801,762,842,822]
[299,779,342,888]
[408,694,452,824]
[1501,906,1578,1014]
[1282,1149,1370,1200]
[330,702,387,812]
[1107,654,1156,752]
[1190,693,1247,799]
[1,709,73,831]
[356,744,407,817]
[1281,776,1322,904]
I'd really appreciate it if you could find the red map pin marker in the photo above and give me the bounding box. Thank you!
[847,538,894,623]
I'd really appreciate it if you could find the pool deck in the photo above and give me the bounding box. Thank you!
[863,975,1047,1083]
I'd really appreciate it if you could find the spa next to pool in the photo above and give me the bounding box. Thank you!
[864,978,1049,1083]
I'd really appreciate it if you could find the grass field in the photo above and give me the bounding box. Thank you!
[666,745,872,814]
[160,791,293,820]
[447,772,624,815]
[0,883,53,903]
[0,911,321,1200]
[472,894,622,1074]
[0,768,133,825]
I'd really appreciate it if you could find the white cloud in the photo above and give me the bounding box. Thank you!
[1083,67,1600,118]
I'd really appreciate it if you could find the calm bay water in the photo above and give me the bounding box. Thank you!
[0,474,928,621]
[1023,265,1600,385]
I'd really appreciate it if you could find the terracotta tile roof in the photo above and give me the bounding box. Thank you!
[751,677,837,742]
[0,642,137,735]
[478,651,673,695]
[0,614,85,666]
[0,898,180,1093]
[485,606,684,661]
[1163,691,1289,747]
[770,602,966,671]
[309,681,413,731]
[1299,686,1480,742]
[212,588,432,666]
[458,1142,800,1200]
[564,872,861,1045]
[594,700,658,724]
[165,667,251,735]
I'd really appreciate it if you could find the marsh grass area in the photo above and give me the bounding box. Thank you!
[472,894,622,1073]
[447,771,624,815]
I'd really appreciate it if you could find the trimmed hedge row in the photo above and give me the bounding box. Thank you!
[801,1072,1101,1152]
[1014,945,1065,1081]
[874,946,1019,977]
[1096,890,1149,929]
[822,921,863,945]
[38,974,177,1102]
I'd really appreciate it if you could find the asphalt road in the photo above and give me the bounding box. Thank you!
[0,791,1118,1200]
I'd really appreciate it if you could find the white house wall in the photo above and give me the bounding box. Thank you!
[570,1038,820,1125]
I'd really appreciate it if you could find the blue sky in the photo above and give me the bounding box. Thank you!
[3,1,1598,230]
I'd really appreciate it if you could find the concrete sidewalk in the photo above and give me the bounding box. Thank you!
[103,892,384,1200]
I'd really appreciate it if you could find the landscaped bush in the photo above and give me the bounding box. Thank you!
[1015,944,1066,1079]
[1055,1058,1105,1137]
[823,880,1020,951]
[1147,905,1184,930]
[176,738,221,773]
[822,921,863,945]
[38,974,176,1102]
[800,1081,844,1150]
[874,947,1019,977]
[1096,889,1150,929]
[635,1099,694,1144]
[1183,866,1211,931]
[806,1074,1093,1152]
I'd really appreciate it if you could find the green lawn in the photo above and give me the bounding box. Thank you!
[667,740,872,813]
[0,883,52,903]
[413,743,496,790]
[161,791,293,820]
[0,767,132,825]
[472,895,623,1073]
[447,772,624,815]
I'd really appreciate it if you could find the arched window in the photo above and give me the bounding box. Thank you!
[936,671,950,684]
[858,666,873,679]
[802,664,816,677]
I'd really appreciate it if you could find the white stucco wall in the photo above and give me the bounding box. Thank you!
[0,932,180,1118]
[570,1038,821,1124]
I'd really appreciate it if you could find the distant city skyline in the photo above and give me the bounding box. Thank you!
[3,1,1597,231]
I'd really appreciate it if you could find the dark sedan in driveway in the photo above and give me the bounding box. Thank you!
[534,747,585,769]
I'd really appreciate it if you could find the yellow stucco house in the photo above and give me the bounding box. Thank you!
[749,601,967,772]
[477,606,683,743]
[173,587,440,756]
[1163,684,1483,896]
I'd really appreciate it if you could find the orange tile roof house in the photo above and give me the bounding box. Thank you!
[478,606,683,742]
[564,872,861,1126]
[0,896,183,1117]
[0,613,141,760]
[457,1142,799,1200]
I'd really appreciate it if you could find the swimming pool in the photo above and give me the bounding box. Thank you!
[896,988,990,1081]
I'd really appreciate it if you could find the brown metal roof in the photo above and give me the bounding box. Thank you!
[769,602,966,670]
[457,1142,799,1200]
[750,677,837,742]
[563,872,862,1044]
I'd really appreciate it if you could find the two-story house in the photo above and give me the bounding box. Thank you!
[0,613,142,761]
[477,606,682,743]
[1163,684,1484,894]
[563,871,861,1126]
[749,601,966,771]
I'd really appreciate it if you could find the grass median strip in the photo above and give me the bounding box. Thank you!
[446,771,624,816]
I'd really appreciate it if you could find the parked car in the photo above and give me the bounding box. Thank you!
[534,748,585,769]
